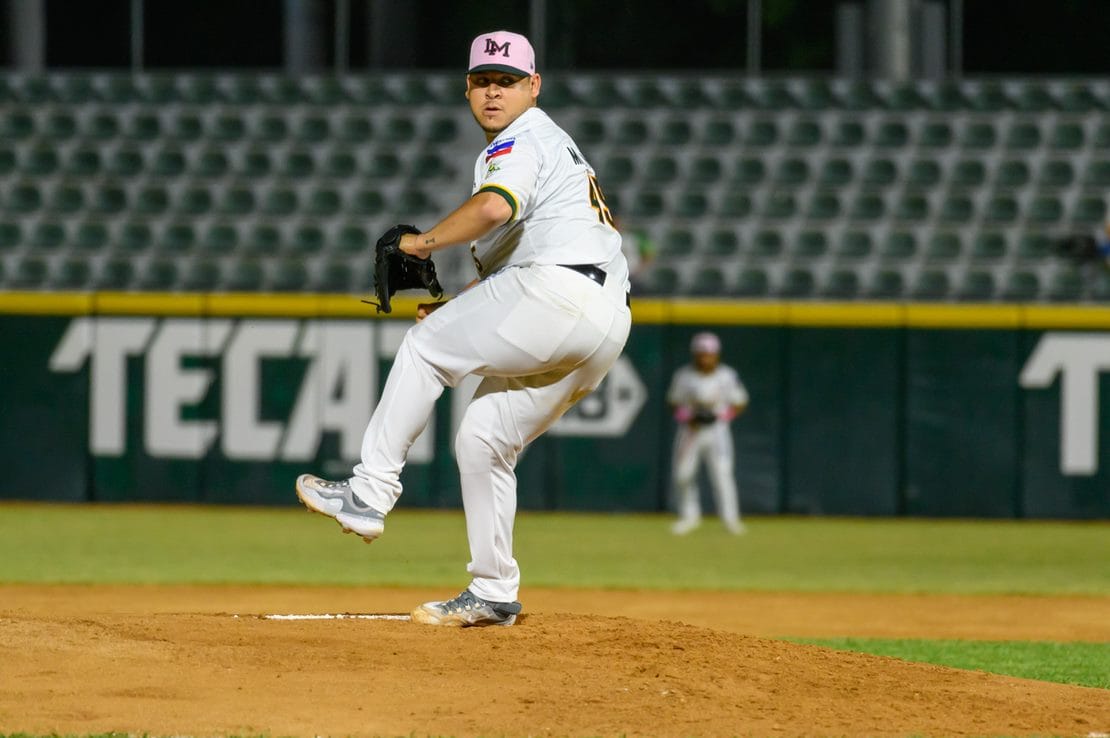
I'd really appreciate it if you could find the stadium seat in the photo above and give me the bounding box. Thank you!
[887,82,929,110]
[970,232,1007,262]
[63,147,100,177]
[847,193,885,221]
[271,259,308,292]
[700,118,736,146]
[1016,233,1052,262]
[30,220,65,250]
[906,159,942,189]
[995,160,1031,188]
[805,191,841,220]
[960,122,997,149]
[135,186,170,216]
[1001,270,1040,301]
[170,113,205,141]
[893,193,930,222]
[778,268,816,298]
[645,155,678,182]
[930,81,973,111]
[706,229,740,256]
[1093,122,1110,149]
[761,191,798,219]
[574,118,605,146]
[717,81,756,110]
[785,119,822,148]
[52,256,92,290]
[753,80,798,110]
[125,113,161,141]
[151,148,187,177]
[1,111,34,140]
[774,158,809,186]
[1071,196,1107,225]
[226,259,265,291]
[106,148,144,178]
[295,115,330,144]
[840,80,885,110]
[689,156,722,185]
[175,187,212,216]
[10,256,48,288]
[688,267,726,296]
[639,265,679,295]
[0,147,17,177]
[924,232,962,262]
[734,267,770,297]
[1014,83,1059,112]
[5,183,42,213]
[862,159,897,187]
[950,159,987,188]
[47,184,84,215]
[873,120,909,148]
[138,258,179,291]
[261,187,298,216]
[158,223,197,254]
[910,269,950,300]
[315,260,353,293]
[23,147,60,176]
[1028,195,1064,224]
[1050,122,1085,150]
[674,191,710,218]
[1038,160,1075,188]
[830,120,865,147]
[1004,121,1042,150]
[820,269,861,299]
[917,120,953,148]
[835,230,873,260]
[792,230,829,258]
[938,194,975,224]
[732,158,766,186]
[818,158,853,188]
[201,223,239,255]
[745,119,779,146]
[1082,160,1110,187]
[350,189,385,216]
[983,195,1019,223]
[659,119,693,146]
[178,75,222,104]
[74,222,109,252]
[194,149,230,178]
[1046,267,1084,301]
[659,229,696,257]
[879,231,917,261]
[182,259,221,292]
[95,258,135,290]
[83,113,120,140]
[615,119,649,146]
[750,230,784,258]
[956,270,996,301]
[280,150,315,179]
[44,112,77,140]
[630,191,664,218]
[1059,83,1106,112]
[211,114,247,142]
[0,221,21,251]
[118,222,154,253]
[718,190,753,218]
[246,224,282,255]
[971,82,1014,112]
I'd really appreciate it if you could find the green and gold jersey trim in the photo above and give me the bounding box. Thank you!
[478,184,520,221]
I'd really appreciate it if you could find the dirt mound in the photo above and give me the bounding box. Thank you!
[1,593,1107,738]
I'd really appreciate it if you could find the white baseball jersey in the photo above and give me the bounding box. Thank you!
[667,364,749,416]
[470,107,626,283]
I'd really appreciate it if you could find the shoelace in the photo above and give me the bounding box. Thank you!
[441,591,480,613]
[320,479,351,491]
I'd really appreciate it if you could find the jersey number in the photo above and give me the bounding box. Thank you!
[587,174,616,227]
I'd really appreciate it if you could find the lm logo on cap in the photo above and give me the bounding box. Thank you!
[484,38,511,57]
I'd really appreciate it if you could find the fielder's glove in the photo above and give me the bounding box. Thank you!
[370,224,444,314]
[691,408,718,426]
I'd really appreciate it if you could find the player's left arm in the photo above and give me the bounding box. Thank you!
[400,192,511,259]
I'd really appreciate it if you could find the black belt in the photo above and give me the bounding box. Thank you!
[558,264,631,307]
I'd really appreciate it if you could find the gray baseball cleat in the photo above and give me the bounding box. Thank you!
[411,589,522,627]
[295,473,385,543]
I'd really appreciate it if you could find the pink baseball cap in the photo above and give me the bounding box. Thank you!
[691,332,721,355]
[468,30,536,77]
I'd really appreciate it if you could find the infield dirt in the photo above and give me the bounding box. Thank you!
[1,584,1108,737]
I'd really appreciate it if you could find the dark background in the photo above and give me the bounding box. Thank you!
[12,0,1110,73]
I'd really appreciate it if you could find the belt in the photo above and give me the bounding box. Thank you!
[558,263,631,307]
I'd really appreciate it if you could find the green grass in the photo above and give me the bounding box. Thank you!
[792,638,1110,690]
[1,502,1108,594]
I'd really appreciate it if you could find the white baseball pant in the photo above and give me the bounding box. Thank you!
[672,424,741,527]
[349,262,631,603]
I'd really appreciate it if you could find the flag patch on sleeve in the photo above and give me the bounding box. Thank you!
[485,138,515,162]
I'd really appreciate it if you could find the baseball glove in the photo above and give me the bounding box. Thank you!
[691,408,718,425]
[371,224,444,314]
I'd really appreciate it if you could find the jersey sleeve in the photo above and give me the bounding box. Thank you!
[476,133,541,222]
[724,367,749,407]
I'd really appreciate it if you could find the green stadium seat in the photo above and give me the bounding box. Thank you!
[745,119,779,146]
[64,148,100,177]
[182,259,221,292]
[1071,196,1107,225]
[820,269,861,299]
[835,230,873,260]
[125,113,160,141]
[689,156,723,185]
[138,258,178,291]
[178,76,222,104]
[99,75,140,104]
[951,159,987,188]
[847,193,885,221]
[879,231,917,261]
[971,82,1014,111]
[938,194,975,224]
[805,191,841,220]
[261,187,298,216]
[95,258,135,290]
[734,268,770,297]
[761,191,797,219]
[732,158,766,186]
[195,150,230,178]
[960,121,997,149]
[315,260,353,293]
[773,158,809,186]
[706,229,740,256]
[52,256,92,290]
[718,190,753,218]
[177,187,214,216]
[785,119,822,147]
[83,113,120,140]
[11,256,48,288]
[674,191,710,218]
[1004,121,1041,150]
[917,120,953,148]
[280,150,315,178]
[22,146,59,176]
[151,148,186,177]
[887,83,929,110]
[226,260,265,291]
[223,75,264,105]
[1016,233,1051,262]
[929,81,972,111]
[538,78,576,109]
[750,230,783,258]
[639,265,679,295]
[830,120,865,147]
[818,158,853,188]
[753,81,799,109]
[1037,160,1075,188]
[995,160,1031,188]
[1059,84,1105,112]
[409,152,447,179]
[792,230,829,257]
[1001,270,1040,301]
[44,112,77,140]
[212,114,247,142]
[47,184,84,214]
[956,270,996,301]
[874,120,909,148]
[427,117,459,143]
[893,193,930,222]
[778,268,816,298]
[395,188,433,214]
[333,225,369,255]
[30,220,65,250]
[321,150,358,180]
[1047,267,1084,301]
[350,189,385,216]
[246,224,282,255]
[6,183,42,213]
[1,111,34,140]
[107,148,144,178]
[1014,83,1059,112]
[701,119,736,145]
[645,155,678,182]
[911,269,950,300]
[214,186,252,216]
[574,118,605,146]
[1082,160,1110,187]
[1050,122,1085,150]
[158,223,197,254]
[840,80,885,110]
[254,115,289,143]
[672,83,713,109]
[138,76,177,104]
[984,195,1019,223]
[630,191,664,218]
[659,229,695,258]
[290,225,326,255]
[306,188,342,218]
[799,80,837,110]
[970,232,1007,262]
[659,119,693,146]
[717,81,756,110]
[91,185,127,215]
[118,222,154,253]
[271,259,308,292]
[366,153,401,178]
[135,186,169,216]
[0,221,21,251]
[295,115,330,144]
[862,159,897,187]
[924,232,962,262]
[688,267,726,296]
[201,223,239,255]
[906,159,942,189]
[346,77,391,106]
[382,117,416,143]
[1028,195,1064,224]
[238,150,272,178]
[0,147,15,176]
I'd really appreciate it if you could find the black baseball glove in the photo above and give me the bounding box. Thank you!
[691,408,718,425]
[371,224,444,314]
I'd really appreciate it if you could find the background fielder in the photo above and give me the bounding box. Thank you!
[667,331,749,536]
[294,30,631,627]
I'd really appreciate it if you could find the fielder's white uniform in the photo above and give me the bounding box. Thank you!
[350,106,631,603]
[667,363,748,531]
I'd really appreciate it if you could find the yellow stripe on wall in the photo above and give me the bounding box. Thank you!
[1,292,1109,329]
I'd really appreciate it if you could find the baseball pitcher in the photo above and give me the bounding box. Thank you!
[667,331,749,536]
[295,31,631,626]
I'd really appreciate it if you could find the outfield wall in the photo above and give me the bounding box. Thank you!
[1,293,1108,519]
